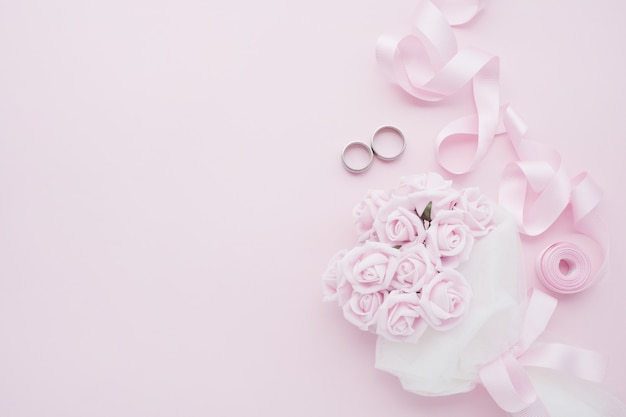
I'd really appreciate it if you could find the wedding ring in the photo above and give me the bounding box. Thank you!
[370,125,406,161]
[341,141,374,173]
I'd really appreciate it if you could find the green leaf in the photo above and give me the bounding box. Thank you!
[392,245,402,250]
[421,201,432,223]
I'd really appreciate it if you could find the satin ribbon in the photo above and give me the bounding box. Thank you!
[431,0,489,25]
[376,0,608,295]
[376,0,500,174]
[500,106,609,294]
[479,290,607,416]
[536,242,593,294]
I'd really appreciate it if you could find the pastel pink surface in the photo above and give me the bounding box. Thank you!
[0,1,625,416]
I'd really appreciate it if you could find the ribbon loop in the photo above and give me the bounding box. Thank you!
[480,352,537,413]
[570,173,602,223]
[496,106,607,294]
[377,1,501,174]
[479,290,607,416]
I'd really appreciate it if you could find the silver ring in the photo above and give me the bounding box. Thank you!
[370,125,405,161]
[341,141,374,173]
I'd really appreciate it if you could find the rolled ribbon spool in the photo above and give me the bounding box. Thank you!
[536,242,594,294]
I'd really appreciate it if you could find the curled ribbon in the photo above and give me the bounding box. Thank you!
[479,290,607,416]
[376,0,500,174]
[536,242,593,294]
[500,106,608,294]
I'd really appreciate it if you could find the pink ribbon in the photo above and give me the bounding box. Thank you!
[479,290,607,416]
[536,242,593,294]
[375,0,523,181]
[376,0,608,295]
[431,0,489,25]
[500,106,609,294]
[376,0,500,175]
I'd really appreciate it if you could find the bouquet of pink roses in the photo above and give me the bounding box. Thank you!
[322,172,495,344]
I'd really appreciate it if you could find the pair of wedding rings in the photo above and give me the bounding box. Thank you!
[341,126,406,173]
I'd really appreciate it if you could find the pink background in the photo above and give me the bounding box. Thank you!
[1,0,625,415]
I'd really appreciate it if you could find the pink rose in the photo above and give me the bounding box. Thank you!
[376,290,428,343]
[420,270,472,331]
[391,243,437,292]
[321,249,352,306]
[458,187,495,237]
[412,191,458,219]
[342,241,400,294]
[342,291,386,331]
[393,174,459,222]
[352,189,390,242]
[396,172,453,194]
[425,210,475,270]
[373,197,426,246]
[407,189,460,223]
